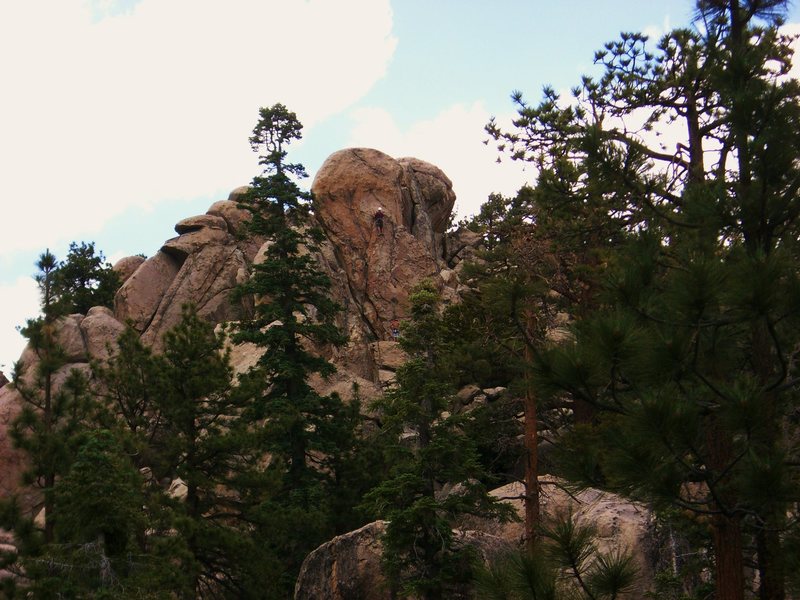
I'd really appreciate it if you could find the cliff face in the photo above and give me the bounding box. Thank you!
[0,148,464,510]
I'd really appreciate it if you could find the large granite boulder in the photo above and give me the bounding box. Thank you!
[463,480,660,599]
[294,521,510,600]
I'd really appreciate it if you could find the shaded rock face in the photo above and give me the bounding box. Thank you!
[0,386,31,509]
[313,149,456,354]
[294,520,510,600]
[463,480,660,599]
[113,197,256,352]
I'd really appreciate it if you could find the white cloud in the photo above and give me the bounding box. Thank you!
[346,102,531,219]
[0,277,39,376]
[1,0,396,257]
[642,16,671,42]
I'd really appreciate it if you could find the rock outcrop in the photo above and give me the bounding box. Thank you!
[0,306,131,511]
[0,148,468,512]
[463,480,659,598]
[296,479,662,599]
[294,520,510,600]
[313,149,456,357]
[114,197,256,352]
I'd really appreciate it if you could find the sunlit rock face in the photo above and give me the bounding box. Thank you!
[312,148,456,346]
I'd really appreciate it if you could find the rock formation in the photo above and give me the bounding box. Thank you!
[0,148,466,510]
[312,148,456,371]
[295,479,662,600]
[114,199,257,352]
[293,521,510,600]
[464,480,659,598]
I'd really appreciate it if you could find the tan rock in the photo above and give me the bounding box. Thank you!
[227,185,251,203]
[313,148,454,348]
[370,340,407,371]
[457,384,481,405]
[174,213,228,234]
[80,306,127,361]
[377,369,396,387]
[465,480,657,598]
[168,478,188,501]
[207,199,251,235]
[55,314,87,363]
[397,156,456,234]
[140,245,251,350]
[161,227,231,261]
[112,255,146,285]
[294,520,510,600]
[295,521,390,600]
[439,268,457,288]
[308,370,382,405]
[0,386,35,511]
[114,251,182,332]
[482,386,507,400]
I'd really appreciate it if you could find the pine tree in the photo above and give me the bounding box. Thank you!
[10,251,94,544]
[52,241,120,315]
[364,281,512,600]
[488,1,800,597]
[231,104,353,596]
[150,304,273,599]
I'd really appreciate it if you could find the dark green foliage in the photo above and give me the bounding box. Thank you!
[489,1,800,596]
[52,241,120,315]
[154,304,273,599]
[2,432,172,599]
[90,326,167,472]
[364,282,513,600]
[231,104,363,597]
[11,250,98,545]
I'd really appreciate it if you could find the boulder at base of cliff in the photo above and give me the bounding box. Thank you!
[294,520,510,600]
[463,480,659,599]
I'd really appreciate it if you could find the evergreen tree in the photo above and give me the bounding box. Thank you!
[231,104,354,596]
[454,187,588,549]
[91,326,167,472]
[53,241,120,315]
[10,251,94,544]
[364,281,512,600]
[156,305,273,599]
[489,1,800,597]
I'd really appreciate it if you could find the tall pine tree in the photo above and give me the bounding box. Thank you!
[232,104,354,597]
[489,1,800,598]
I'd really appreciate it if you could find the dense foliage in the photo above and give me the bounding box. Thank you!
[486,1,800,598]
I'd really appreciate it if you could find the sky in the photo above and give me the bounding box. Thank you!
[2,0,799,374]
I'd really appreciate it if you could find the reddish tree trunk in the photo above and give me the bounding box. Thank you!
[711,512,745,600]
[523,333,539,551]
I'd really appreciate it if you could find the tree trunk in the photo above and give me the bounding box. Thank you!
[706,416,744,600]
[757,526,785,600]
[711,512,745,600]
[523,342,539,551]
